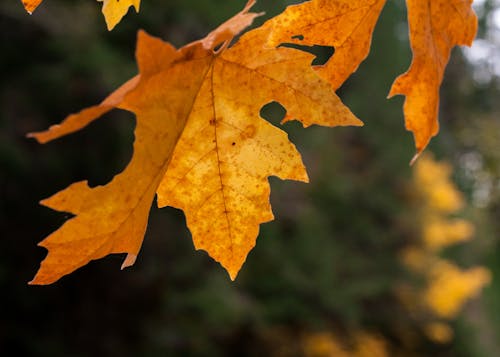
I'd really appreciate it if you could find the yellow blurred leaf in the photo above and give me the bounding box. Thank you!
[303,331,388,357]
[424,322,454,344]
[425,261,491,318]
[400,246,431,273]
[414,155,464,213]
[303,332,349,357]
[354,332,388,357]
[423,219,474,250]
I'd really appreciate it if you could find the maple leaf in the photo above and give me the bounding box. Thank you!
[268,0,477,158]
[267,0,386,91]
[20,0,140,30]
[29,1,361,284]
[388,0,477,158]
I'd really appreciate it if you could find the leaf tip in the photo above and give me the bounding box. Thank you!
[121,253,137,269]
[355,116,364,126]
[105,18,118,31]
[22,0,41,14]
[27,277,44,285]
[302,172,310,184]
[26,131,44,143]
[28,269,56,286]
[228,269,239,281]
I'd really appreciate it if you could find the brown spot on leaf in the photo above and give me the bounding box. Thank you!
[241,124,257,140]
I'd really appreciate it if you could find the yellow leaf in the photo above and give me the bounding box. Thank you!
[302,331,388,357]
[425,261,491,318]
[414,155,464,213]
[354,332,388,357]
[423,218,474,250]
[303,332,349,357]
[389,0,477,156]
[97,0,141,30]
[267,0,387,91]
[424,322,453,344]
[29,2,361,283]
[400,246,431,273]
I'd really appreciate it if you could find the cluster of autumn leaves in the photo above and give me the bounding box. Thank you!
[302,330,388,357]
[263,156,491,354]
[22,0,479,284]
[399,155,491,344]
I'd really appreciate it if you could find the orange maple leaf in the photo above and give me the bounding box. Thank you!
[29,1,361,284]
[267,0,387,91]
[389,0,477,158]
[268,0,477,158]
[20,0,140,30]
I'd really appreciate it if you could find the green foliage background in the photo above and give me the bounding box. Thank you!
[0,0,499,356]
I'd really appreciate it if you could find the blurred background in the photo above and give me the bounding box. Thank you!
[1,0,499,356]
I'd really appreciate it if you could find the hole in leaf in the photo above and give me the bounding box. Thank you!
[70,110,135,188]
[279,43,335,66]
[260,101,286,126]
